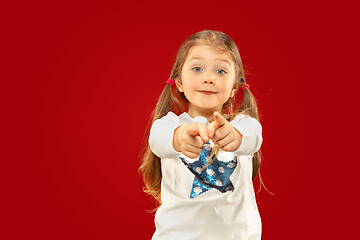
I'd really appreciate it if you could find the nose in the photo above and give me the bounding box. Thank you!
[202,78,215,85]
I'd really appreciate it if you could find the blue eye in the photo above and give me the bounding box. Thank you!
[217,69,227,74]
[192,66,202,72]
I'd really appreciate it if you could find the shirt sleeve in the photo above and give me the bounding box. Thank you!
[148,112,182,159]
[230,114,263,156]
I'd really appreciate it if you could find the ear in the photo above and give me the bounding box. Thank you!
[175,78,184,92]
[230,88,237,98]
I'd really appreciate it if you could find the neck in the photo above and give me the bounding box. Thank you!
[187,105,222,122]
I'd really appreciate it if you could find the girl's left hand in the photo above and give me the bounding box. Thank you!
[207,112,243,152]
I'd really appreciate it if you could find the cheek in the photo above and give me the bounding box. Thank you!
[183,79,198,91]
[219,83,236,100]
[219,81,234,92]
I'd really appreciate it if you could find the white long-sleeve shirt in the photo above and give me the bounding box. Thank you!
[149,111,263,240]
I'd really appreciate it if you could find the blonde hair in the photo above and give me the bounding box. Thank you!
[139,30,265,207]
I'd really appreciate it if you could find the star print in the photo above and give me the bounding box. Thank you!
[179,142,237,198]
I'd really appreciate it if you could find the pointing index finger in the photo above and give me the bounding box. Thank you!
[213,112,226,129]
[207,112,227,139]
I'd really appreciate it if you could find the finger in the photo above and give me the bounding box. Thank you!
[195,124,209,143]
[210,112,227,133]
[187,126,199,137]
[222,129,242,151]
[222,140,240,152]
[188,135,205,148]
[207,122,216,139]
[216,131,233,148]
[182,144,203,155]
[207,113,226,139]
[214,112,226,125]
[183,151,200,159]
[213,124,231,142]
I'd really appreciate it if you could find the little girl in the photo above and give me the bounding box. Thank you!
[139,30,263,240]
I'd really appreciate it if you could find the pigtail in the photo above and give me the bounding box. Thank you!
[226,64,270,193]
[139,35,194,207]
[244,88,261,180]
[139,84,171,207]
[222,80,262,181]
[139,78,186,208]
[236,82,262,181]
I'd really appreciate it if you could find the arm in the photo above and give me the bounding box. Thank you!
[149,113,210,159]
[148,113,182,159]
[231,114,263,155]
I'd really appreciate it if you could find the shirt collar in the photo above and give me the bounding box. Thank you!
[179,112,209,125]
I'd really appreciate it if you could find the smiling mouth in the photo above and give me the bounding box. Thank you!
[198,90,217,95]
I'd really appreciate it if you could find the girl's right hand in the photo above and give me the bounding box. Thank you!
[173,123,209,159]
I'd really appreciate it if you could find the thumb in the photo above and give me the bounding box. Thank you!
[188,125,209,142]
[207,121,216,139]
[196,124,209,143]
[188,125,199,137]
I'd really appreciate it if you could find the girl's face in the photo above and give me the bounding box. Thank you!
[177,44,236,118]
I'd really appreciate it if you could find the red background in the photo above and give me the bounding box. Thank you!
[2,0,359,239]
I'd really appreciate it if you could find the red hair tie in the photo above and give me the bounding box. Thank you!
[166,78,174,85]
[241,84,249,90]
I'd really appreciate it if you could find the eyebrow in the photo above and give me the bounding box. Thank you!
[188,56,232,66]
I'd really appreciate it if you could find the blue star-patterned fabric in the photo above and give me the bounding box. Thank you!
[179,142,238,198]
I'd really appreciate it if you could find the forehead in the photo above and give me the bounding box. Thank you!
[185,44,233,66]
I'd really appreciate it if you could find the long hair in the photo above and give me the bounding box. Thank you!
[139,30,264,207]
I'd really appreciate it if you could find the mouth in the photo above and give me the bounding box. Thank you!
[198,90,217,95]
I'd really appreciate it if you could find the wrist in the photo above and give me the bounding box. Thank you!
[173,125,183,152]
[234,128,243,149]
